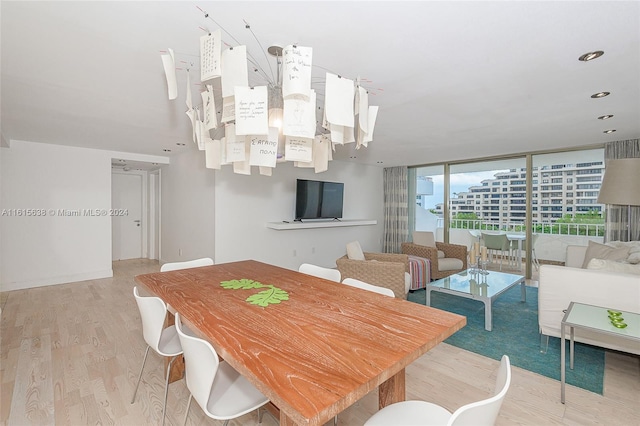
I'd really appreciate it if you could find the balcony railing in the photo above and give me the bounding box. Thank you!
[437,218,604,236]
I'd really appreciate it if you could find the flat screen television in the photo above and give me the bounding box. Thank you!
[295,179,344,220]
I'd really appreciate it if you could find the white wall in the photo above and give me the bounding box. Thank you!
[214,161,384,270]
[160,149,216,263]
[0,141,113,290]
[160,149,384,271]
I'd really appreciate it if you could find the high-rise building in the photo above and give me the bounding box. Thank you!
[433,161,604,225]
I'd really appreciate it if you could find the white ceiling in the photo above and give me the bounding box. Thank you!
[2,1,639,168]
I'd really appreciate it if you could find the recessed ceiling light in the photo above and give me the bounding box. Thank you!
[176,142,186,146]
[376,161,384,164]
[578,50,604,62]
[590,92,610,99]
[603,129,616,134]
[163,149,172,152]
[349,156,357,159]
[598,114,614,120]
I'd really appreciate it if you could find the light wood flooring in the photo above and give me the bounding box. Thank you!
[1,259,638,425]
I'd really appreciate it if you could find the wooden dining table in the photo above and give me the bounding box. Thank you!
[135,260,466,426]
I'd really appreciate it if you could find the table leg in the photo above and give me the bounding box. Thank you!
[165,311,185,383]
[520,281,526,302]
[379,368,406,409]
[280,411,297,426]
[561,323,566,404]
[483,299,492,331]
[570,326,575,370]
[426,287,432,306]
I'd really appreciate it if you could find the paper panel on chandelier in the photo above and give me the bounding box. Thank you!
[296,135,332,169]
[329,124,355,145]
[285,137,313,162]
[221,96,235,123]
[233,141,252,175]
[185,109,196,143]
[160,48,177,100]
[259,166,272,176]
[202,86,217,130]
[225,124,246,163]
[221,46,249,98]
[357,86,369,133]
[324,73,355,127]
[249,128,278,168]
[282,45,312,99]
[234,86,268,136]
[205,139,222,169]
[313,135,330,173]
[200,29,222,82]
[283,91,316,139]
[196,118,206,151]
[361,106,379,146]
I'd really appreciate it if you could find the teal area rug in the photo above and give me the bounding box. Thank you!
[408,285,605,395]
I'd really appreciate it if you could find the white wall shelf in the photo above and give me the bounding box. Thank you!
[266,219,377,230]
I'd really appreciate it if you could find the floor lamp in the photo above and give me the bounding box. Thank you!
[597,158,640,242]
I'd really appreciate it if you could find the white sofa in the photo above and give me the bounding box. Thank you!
[538,245,640,355]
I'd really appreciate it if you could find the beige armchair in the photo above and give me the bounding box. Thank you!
[401,231,467,280]
[336,242,410,299]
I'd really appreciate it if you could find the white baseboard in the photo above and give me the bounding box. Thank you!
[0,269,114,292]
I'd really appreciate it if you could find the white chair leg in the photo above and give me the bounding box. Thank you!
[183,394,192,426]
[131,345,151,404]
[162,355,179,426]
[540,333,549,353]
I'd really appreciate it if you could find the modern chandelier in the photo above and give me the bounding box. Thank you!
[160,6,378,176]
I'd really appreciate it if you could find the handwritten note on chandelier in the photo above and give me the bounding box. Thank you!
[283,45,312,99]
[234,86,268,136]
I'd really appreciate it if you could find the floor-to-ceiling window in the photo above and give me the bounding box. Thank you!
[409,147,605,278]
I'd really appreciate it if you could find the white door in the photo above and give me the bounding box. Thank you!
[112,173,142,260]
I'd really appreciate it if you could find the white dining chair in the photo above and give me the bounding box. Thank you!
[365,355,511,426]
[481,233,510,271]
[131,287,183,426]
[160,257,213,272]
[342,278,395,297]
[174,313,269,426]
[298,263,341,282]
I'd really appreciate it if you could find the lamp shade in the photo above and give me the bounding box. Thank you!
[597,158,640,206]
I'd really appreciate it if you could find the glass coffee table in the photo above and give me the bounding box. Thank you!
[426,269,525,331]
[561,302,640,403]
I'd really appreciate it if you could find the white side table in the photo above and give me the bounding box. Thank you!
[561,302,640,403]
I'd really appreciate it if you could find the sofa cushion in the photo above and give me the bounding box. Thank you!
[581,240,629,268]
[586,258,640,275]
[606,240,640,264]
[438,257,464,271]
[412,231,436,248]
[438,250,445,259]
[346,241,365,261]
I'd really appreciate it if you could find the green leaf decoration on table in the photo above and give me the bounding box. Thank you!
[220,279,289,307]
[246,287,290,307]
[221,278,266,290]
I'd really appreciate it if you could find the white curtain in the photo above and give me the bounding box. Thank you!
[383,166,409,253]
[604,139,640,242]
